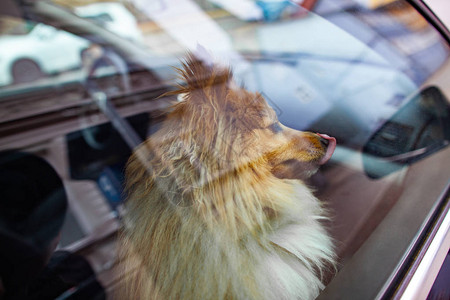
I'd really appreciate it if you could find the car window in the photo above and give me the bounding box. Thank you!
[0,0,449,299]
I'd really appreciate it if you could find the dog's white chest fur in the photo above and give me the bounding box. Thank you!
[260,184,333,300]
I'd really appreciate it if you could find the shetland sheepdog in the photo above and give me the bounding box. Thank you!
[121,54,336,300]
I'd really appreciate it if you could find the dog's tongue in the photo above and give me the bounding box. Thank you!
[316,133,336,165]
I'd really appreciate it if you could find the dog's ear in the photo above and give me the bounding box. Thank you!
[168,53,233,107]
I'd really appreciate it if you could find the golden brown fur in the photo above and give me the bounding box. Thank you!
[120,54,335,300]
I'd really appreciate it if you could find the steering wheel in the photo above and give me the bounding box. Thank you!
[81,47,132,150]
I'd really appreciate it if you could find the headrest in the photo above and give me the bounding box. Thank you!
[0,150,67,251]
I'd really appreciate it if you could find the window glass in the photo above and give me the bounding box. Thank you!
[0,0,449,298]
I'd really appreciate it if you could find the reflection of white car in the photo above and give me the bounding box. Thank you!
[0,23,89,86]
[0,2,142,87]
[75,2,143,43]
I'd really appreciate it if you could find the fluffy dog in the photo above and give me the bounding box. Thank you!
[121,54,336,300]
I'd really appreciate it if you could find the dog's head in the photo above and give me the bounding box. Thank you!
[125,54,337,233]
[158,54,336,182]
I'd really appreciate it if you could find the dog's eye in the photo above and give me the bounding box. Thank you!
[268,122,282,133]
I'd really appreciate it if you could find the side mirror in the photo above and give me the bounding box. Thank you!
[363,86,450,179]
